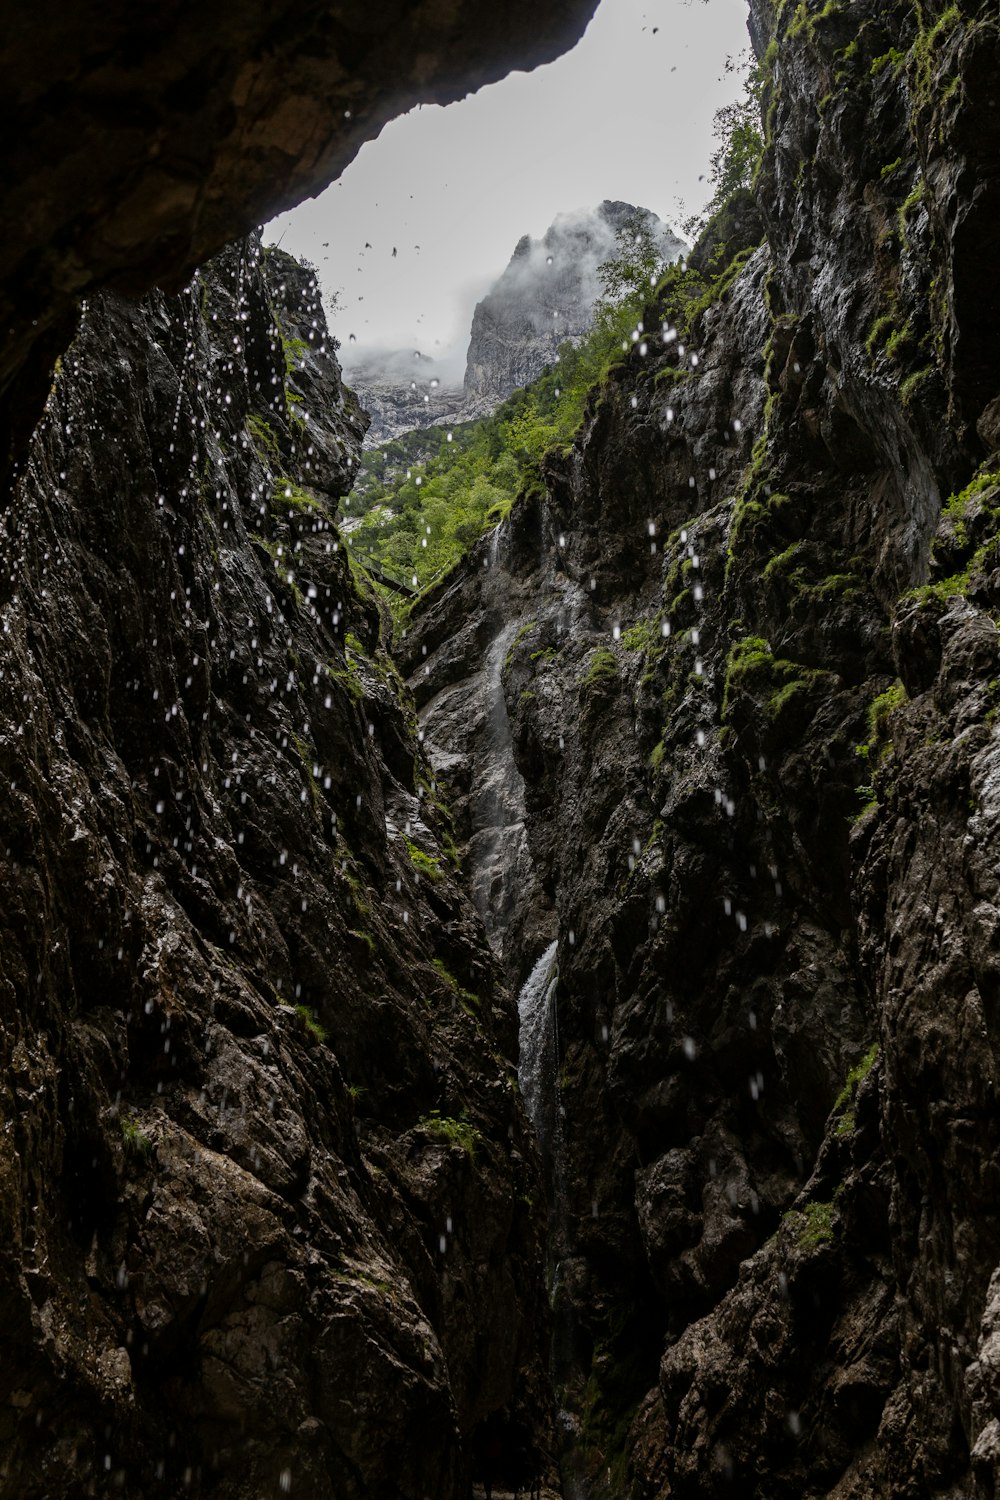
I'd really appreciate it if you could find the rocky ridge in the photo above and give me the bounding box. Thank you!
[404,0,1000,1494]
[344,359,468,448]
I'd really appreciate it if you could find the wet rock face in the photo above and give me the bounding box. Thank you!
[0,0,599,473]
[0,240,545,1498]
[408,0,1000,1494]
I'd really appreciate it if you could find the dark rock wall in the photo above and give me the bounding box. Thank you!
[0,241,546,1498]
[407,0,1000,1494]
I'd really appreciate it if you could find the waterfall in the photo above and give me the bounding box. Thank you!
[518,938,587,1499]
[517,939,559,1136]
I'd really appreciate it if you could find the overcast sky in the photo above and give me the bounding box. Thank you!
[265,0,750,378]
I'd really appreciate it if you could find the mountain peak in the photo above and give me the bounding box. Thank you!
[462,201,684,403]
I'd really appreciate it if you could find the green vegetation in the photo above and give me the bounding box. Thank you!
[404,835,444,883]
[684,52,765,238]
[722,636,829,728]
[253,535,304,608]
[121,1115,153,1160]
[786,0,845,43]
[329,1258,393,1295]
[417,1110,480,1156]
[911,3,962,110]
[855,683,907,812]
[620,617,663,654]
[939,469,1000,547]
[904,470,1000,608]
[327,637,366,706]
[577,1314,655,1494]
[280,331,310,381]
[290,731,321,812]
[247,412,281,465]
[986,680,1000,730]
[349,927,376,958]
[790,1198,836,1247]
[870,47,907,78]
[272,478,330,521]
[858,682,908,763]
[581,648,619,692]
[866,313,898,361]
[346,213,681,603]
[505,620,538,666]
[346,188,765,619]
[296,1004,327,1042]
[834,1042,878,1135]
[900,366,933,405]
[431,958,480,1014]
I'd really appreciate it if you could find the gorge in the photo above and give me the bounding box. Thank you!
[2,0,1000,1497]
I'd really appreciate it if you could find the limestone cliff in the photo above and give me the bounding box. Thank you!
[343,358,467,447]
[405,0,1000,1494]
[462,201,684,408]
[0,240,547,1499]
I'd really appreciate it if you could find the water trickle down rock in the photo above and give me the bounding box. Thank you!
[517,939,560,1143]
[466,620,534,954]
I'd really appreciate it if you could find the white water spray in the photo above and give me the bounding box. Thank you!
[517,939,559,1135]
